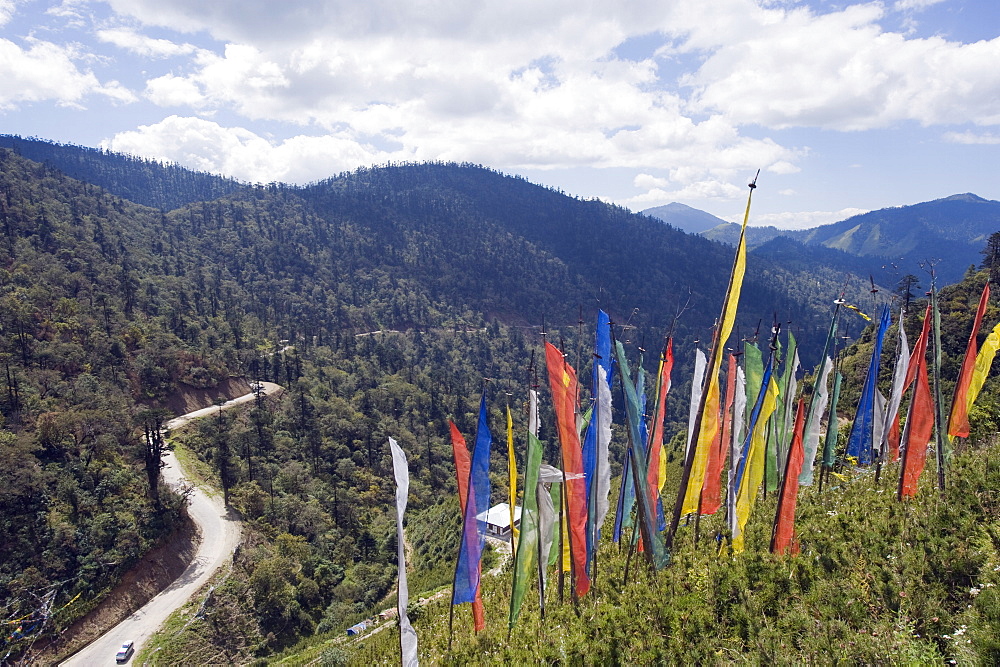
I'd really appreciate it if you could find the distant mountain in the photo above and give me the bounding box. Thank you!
[701,222,788,248]
[794,193,1000,284]
[688,194,1000,286]
[642,202,729,234]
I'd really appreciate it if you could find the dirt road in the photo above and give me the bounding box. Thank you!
[60,382,282,666]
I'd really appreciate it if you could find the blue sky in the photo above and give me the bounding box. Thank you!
[1,0,999,228]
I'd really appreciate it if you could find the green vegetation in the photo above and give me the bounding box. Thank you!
[0,136,998,664]
[353,438,1000,664]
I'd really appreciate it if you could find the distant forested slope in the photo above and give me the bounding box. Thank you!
[0,134,247,211]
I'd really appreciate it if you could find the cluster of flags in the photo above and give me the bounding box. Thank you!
[384,176,1000,661]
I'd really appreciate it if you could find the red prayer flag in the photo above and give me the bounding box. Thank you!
[448,421,485,631]
[899,306,934,499]
[544,342,590,597]
[948,282,990,438]
[887,417,902,463]
[700,353,736,515]
[646,339,674,510]
[772,399,806,554]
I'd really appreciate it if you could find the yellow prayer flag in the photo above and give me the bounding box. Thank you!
[965,321,1000,422]
[732,375,779,554]
[506,404,518,551]
[682,194,749,515]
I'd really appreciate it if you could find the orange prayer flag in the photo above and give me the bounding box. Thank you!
[771,399,806,554]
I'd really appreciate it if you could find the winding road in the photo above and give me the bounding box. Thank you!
[60,382,282,666]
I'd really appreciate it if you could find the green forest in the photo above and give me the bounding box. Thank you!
[0,137,997,664]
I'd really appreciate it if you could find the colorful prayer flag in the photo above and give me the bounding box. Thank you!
[506,403,518,553]
[948,283,990,438]
[733,369,780,553]
[962,319,1000,433]
[701,352,735,515]
[450,393,492,631]
[679,182,754,519]
[771,400,805,555]
[544,342,590,597]
[846,306,891,466]
[508,390,542,630]
[899,305,934,499]
[879,310,911,463]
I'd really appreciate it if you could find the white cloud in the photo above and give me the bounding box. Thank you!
[0,37,136,108]
[68,0,997,208]
[96,27,198,58]
[767,161,799,175]
[624,178,746,209]
[45,0,88,25]
[943,130,1000,145]
[144,73,203,106]
[684,3,1000,130]
[0,0,16,26]
[893,0,946,10]
[750,207,870,230]
[102,115,394,183]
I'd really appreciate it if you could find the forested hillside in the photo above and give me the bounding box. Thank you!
[0,134,247,212]
[0,139,968,663]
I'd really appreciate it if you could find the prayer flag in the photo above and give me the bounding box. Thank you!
[389,438,419,666]
[846,306,891,465]
[450,393,492,630]
[962,320,1000,433]
[879,311,911,463]
[701,352,735,515]
[544,342,590,597]
[948,283,990,438]
[733,370,780,553]
[506,403,518,553]
[771,400,805,555]
[509,390,543,629]
[899,305,933,498]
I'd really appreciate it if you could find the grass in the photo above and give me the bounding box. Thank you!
[168,436,221,497]
[320,437,1000,665]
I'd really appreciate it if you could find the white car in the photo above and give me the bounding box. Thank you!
[115,640,134,663]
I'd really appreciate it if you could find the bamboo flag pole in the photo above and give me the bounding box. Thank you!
[929,269,948,491]
[666,171,758,551]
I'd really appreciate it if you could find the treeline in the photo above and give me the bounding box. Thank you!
[0,134,246,212]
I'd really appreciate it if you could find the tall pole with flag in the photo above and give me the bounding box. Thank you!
[899,305,934,499]
[544,341,590,598]
[584,310,613,580]
[845,306,891,466]
[449,390,492,639]
[389,438,419,667]
[505,400,518,557]
[668,171,758,550]
[508,388,543,632]
[929,271,948,490]
[947,282,990,440]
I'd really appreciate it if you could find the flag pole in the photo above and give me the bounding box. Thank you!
[929,268,947,491]
[666,171,757,550]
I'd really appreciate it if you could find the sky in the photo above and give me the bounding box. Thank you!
[1,0,999,229]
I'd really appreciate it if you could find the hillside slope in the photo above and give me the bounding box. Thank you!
[0,134,247,211]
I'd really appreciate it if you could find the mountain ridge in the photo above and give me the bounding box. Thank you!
[646,193,1000,285]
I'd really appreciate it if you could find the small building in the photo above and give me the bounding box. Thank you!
[476,503,521,540]
[346,620,369,636]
